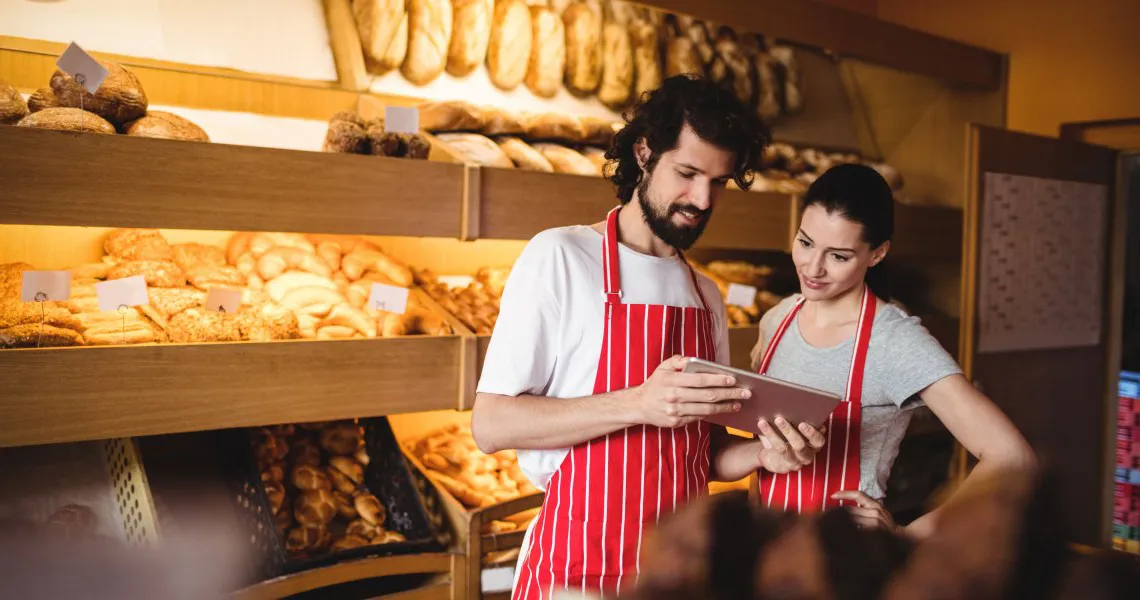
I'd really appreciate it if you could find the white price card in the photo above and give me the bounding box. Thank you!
[55,42,109,94]
[21,271,71,302]
[384,106,420,134]
[726,283,757,307]
[204,287,242,314]
[96,276,149,312]
[369,283,409,314]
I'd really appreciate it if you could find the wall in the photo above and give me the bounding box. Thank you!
[820,0,1140,137]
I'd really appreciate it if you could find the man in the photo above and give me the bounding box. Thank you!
[472,75,827,600]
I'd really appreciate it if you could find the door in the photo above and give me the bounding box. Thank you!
[961,125,1119,546]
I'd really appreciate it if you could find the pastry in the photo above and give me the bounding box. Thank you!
[107,260,186,288]
[340,248,413,286]
[50,62,147,128]
[496,137,553,172]
[435,132,514,168]
[447,0,492,77]
[105,229,174,262]
[486,0,532,91]
[598,22,634,109]
[402,0,452,85]
[26,88,60,113]
[17,107,115,134]
[123,111,209,142]
[524,5,564,99]
[418,100,486,132]
[0,80,28,125]
[319,304,378,338]
[562,2,603,96]
[533,143,597,175]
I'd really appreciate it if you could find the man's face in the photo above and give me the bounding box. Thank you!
[637,123,736,250]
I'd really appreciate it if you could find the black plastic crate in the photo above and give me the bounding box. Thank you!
[226,417,451,579]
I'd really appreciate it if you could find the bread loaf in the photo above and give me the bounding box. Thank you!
[480,108,525,136]
[26,88,59,113]
[16,108,115,134]
[533,143,597,176]
[769,46,803,114]
[108,260,186,288]
[419,100,486,132]
[580,116,617,147]
[629,20,662,103]
[562,2,602,96]
[447,0,492,77]
[167,308,242,343]
[715,37,756,107]
[124,111,210,142]
[171,243,225,270]
[496,137,553,171]
[354,0,408,74]
[0,324,84,348]
[402,0,452,85]
[435,132,514,168]
[581,146,607,176]
[598,23,634,108]
[604,0,643,26]
[0,80,28,125]
[665,36,703,77]
[50,62,147,128]
[105,229,174,262]
[485,0,532,91]
[524,6,565,99]
[754,52,783,122]
[523,112,586,143]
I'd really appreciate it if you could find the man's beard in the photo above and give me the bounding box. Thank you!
[636,173,711,251]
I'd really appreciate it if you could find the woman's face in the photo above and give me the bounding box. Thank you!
[792,204,888,301]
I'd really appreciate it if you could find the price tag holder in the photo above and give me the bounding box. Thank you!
[726,283,758,307]
[384,106,419,134]
[55,42,109,94]
[21,271,71,302]
[96,276,149,312]
[369,283,409,314]
[205,287,242,314]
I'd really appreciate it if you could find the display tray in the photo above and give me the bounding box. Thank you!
[228,418,450,580]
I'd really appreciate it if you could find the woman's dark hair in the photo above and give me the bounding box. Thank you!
[801,163,895,300]
[605,74,770,205]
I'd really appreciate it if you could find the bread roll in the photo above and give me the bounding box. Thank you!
[292,464,334,492]
[333,490,359,520]
[403,0,452,85]
[496,137,553,172]
[257,247,333,280]
[353,492,387,527]
[105,229,174,262]
[323,120,368,153]
[341,248,413,286]
[665,36,703,77]
[435,132,514,168]
[329,456,366,485]
[533,143,597,176]
[597,23,634,109]
[327,465,358,494]
[16,108,114,134]
[562,2,602,96]
[320,422,364,455]
[50,62,147,128]
[486,0,532,91]
[354,0,407,74]
[447,0,492,77]
[331,534,371,551]
[124,111,209,142]
[524,6,565,99]
[171,243,225,270]
[0,80,28,125]
[285,526,331,554]
[419,100,486,132]
[347,519,380,539]
[26,88,59,114]
[480,108,525,136]
[629,20,662,102]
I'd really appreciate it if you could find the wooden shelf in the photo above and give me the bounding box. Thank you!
[0,126,465,238]
[476,167,794,251]
[231,553,455,600]
[0,336,465,448]
[728,326,757,371]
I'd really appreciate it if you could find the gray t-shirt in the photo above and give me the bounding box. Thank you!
[753,294,962,501]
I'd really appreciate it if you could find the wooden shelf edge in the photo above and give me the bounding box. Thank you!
[0,336,464,448]
[0,126,465,238]
[229,552,453,600]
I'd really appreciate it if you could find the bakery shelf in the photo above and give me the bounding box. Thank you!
[0,126,465,238]
[0,335,468,448]
[230,553,456,600]
[728,326,758,371]
[475,167,796,251]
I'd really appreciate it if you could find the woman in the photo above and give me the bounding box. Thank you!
[749,163,1034,537]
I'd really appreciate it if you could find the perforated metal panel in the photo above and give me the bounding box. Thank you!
[102,437,160,547]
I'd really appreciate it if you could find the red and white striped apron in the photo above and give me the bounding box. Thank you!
[512,207,717,600]
[754,287,876,513]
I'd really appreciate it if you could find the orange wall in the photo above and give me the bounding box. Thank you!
[820,0,1140,137]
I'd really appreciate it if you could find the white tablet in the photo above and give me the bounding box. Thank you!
[682,358,840,436]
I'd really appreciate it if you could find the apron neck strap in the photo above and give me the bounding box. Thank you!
[602,206,712,311]
[759,286,876,382]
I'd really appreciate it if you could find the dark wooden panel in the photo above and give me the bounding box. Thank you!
[974,125,1119,185]
[0,127,464,238]
[0,336,461,448]
[636,0,1004,89]
[728,326,757,371]
[892,203,963,262]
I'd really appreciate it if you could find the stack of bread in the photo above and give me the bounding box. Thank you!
[251,421,406,558]
[415,266,508,335]
[226,232,451,340]
[742,142,905,196]
[0,262,87,348]
[692,260,784,327]
[1,65,207,141]
[321,110,432,159]
[405,423,540,534]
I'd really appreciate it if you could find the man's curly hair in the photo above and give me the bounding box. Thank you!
[604,74,770,205]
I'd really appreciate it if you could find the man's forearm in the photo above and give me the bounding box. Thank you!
[471,391,639,454]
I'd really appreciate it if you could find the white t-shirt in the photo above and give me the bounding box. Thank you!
[476,224,731,490]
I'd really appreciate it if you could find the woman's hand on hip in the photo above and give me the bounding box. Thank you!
[756,417,826,473]
[831,490,901,533]
[629,355,751,428]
